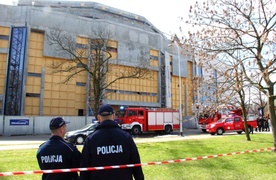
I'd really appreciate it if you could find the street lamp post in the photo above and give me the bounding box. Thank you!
[176,42,183,136]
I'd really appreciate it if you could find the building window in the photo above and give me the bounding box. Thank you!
[31,29,44,34]
[0,35,9,40]
[76,43,87,49]
[150,49,159,67]
[26,93,40,97]
[106,40,118,60]
[197,66,203,79]
[76,82,86,86]
[78,109,84,116]
[28,72,41,77]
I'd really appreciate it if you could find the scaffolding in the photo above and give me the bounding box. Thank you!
[4,27,27,115]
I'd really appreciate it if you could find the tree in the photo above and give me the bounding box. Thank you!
[250,86,267,114]
[238,72,268,114]
[194,54,254,139]
[46,24,151,118]
[183,0,275,144]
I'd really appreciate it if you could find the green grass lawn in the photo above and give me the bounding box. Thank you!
[0,134,275,180]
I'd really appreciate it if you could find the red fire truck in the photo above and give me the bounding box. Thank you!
[198,104,243,132]
[115,106,180,135]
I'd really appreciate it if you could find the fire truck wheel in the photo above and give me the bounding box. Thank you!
[202,129,207,133]
[216,128,224,135]
[164,125,172,134]
[237,131,242,134]
[132,126,141,135]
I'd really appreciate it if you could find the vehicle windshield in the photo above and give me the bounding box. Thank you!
[116,109,126,117]
[217,118,225,122]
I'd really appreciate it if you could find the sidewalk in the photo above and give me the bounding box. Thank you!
[0,134,49,150]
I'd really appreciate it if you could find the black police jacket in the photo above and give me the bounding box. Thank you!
[36,135,81,180]
[80,120,144,180]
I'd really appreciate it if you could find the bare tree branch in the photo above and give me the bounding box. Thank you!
[184,0,276,144]
[46,24,152,118]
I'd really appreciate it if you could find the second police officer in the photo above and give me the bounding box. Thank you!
[80,104,144,180]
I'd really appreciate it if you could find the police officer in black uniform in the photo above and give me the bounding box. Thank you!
[80,104,144,180]
[36,117,81,180]
[258,117,265,132]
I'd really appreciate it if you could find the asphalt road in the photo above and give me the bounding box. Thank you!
[0,128,270,150]
[0,128,207,150]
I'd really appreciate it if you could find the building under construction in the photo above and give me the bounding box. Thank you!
[0,0,196,118]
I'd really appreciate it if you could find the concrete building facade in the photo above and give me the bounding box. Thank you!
[0,0,196,123]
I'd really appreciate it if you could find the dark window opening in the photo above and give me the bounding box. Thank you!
[76,82,86,86]
[77,63,84,68]
[31,29,45,34]
[76,43,87,49]
[106,46,117,52]
[150,55,158,60]
[28,72,41,77]
[0,35,9,40]
[26,93,40,97]
[78,109,84,116]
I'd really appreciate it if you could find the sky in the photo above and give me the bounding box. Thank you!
[0,0,197,37]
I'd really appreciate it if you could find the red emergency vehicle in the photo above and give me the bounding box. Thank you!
[115,106,180,135]
[198,104,242,132]
[206,113,257,135]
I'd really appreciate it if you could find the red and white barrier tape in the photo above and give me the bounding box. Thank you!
[0,147,274,177]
